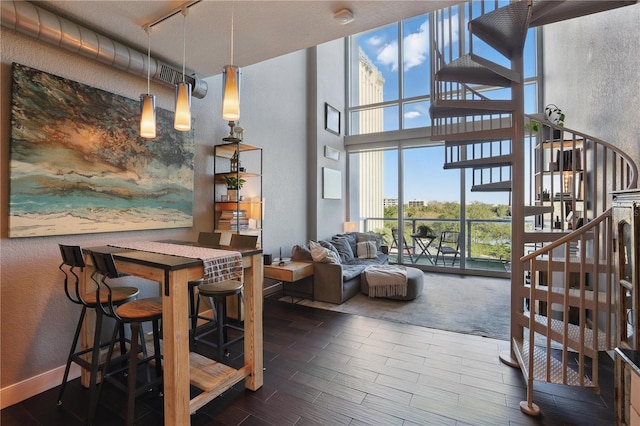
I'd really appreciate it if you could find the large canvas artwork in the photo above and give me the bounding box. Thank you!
[9,63,195,238]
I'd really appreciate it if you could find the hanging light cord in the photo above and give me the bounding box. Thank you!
[230,3,234,64]
[145,25,151,95]
[181,6,188,83]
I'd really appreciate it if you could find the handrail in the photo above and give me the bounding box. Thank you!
[520,207,611,262]
[524,113,639,189]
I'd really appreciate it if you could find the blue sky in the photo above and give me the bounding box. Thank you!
[355,9,536,205]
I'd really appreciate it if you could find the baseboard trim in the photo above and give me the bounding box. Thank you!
[0,363,80,409]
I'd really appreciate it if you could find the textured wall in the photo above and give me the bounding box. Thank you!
[0,25,311,403]
[543,3,640,167]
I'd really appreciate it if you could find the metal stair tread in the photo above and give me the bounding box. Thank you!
[524,284,616,311]
[531,254,610,274]
[529,0,637,28]
[522,311,613,352]
[430,99,516,118]
[469,0,532,59]
[440,127,514,145]
[512,338,594,387]
[523,205,553,216]
[523,229,573,243]
[435,54,519,87]
[471,181,512,192]
[444,154,512,169]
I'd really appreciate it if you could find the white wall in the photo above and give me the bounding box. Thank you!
[311,39,348,240]
[0,25,313,406]
[543,3,640,166]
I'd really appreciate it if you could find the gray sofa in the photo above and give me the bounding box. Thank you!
[291,232,388,304]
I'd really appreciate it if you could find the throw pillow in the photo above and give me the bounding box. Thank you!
[291,244,313,261]
[357,232,382,250]
[357,240,378,259]
[309,240,340,264]
[336,232,358,255]
[319,240,341,260]
[331,236,355,263]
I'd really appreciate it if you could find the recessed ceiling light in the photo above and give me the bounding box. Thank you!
[333,8,355,24]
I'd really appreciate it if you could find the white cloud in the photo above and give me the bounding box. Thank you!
[404,111,421,119]
[366,35,385,47]
[373,15,459,72]
[403,20,429,71]
[376,41,399,71]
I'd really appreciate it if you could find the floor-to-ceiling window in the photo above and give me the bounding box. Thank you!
[346,1,540,277]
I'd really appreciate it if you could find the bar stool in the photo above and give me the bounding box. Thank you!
[57,244,139,418]
[90,250,163,426]
[188,232,221,349]
[194,279,244,362]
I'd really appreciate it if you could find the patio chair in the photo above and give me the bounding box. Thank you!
[390,228,414,263]
[434,231,461,266]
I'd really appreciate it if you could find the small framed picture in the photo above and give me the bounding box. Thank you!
[325,103,340,136]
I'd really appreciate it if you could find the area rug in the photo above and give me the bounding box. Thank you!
[280,272,511,341]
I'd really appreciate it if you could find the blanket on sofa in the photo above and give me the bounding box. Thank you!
[364,265,408,298]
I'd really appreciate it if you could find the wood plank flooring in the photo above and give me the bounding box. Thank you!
[1,297,614,425]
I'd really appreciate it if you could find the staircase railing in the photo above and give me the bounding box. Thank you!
[516,121,637,414]
[519,209,614,396]
[429,0,639,417]
[524,116,638,231]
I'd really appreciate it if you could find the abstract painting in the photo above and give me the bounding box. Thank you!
[9,63,195,238]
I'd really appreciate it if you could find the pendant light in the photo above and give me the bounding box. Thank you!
[222,2,240,133]
[140,25,156,139]
[174,6,192,131]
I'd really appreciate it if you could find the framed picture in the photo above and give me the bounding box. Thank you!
[322,167,342,199]
[324,103,340,136]
[324,145,340,161]
[8,63,195,237]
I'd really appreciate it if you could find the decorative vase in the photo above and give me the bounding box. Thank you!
[227,189,238,201]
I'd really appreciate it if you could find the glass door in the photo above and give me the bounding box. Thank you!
[400,146,460,268]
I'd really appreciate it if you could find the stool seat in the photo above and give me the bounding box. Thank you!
[194,280,244,362]
[82,287,139,306]
[198,280,243,296]
[115,297,163,321]
[90,251,163,426]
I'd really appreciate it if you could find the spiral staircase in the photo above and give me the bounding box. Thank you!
[429,0,638,416]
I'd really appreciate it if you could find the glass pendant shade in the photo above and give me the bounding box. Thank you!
[140,94,156,139]
[222,65,240,121]
[174,82,192,131]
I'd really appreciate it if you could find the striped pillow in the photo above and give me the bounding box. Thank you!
[356,241,377,259]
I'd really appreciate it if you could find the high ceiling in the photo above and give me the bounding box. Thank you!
[31,1,460,79]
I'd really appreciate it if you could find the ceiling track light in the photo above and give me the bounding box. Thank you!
[174,6,192,131]
[140,25,156,139]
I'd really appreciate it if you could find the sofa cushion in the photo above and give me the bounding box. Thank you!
[291,244,313,261]
[342,264,366,281]
[309,240,340,264]
[320,240,341,259]
[331,236,355,263]
[335,232,358,255]
[356,241,378,259]
[356,232,383,250]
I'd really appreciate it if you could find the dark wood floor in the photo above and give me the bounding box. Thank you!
[2,297,614,425]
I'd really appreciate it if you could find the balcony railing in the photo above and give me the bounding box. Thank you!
[362,216,512,275]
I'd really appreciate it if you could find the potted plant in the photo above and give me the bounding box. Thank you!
[525,104,565,140]
[224,175,246,201]
[416,224,435,237]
